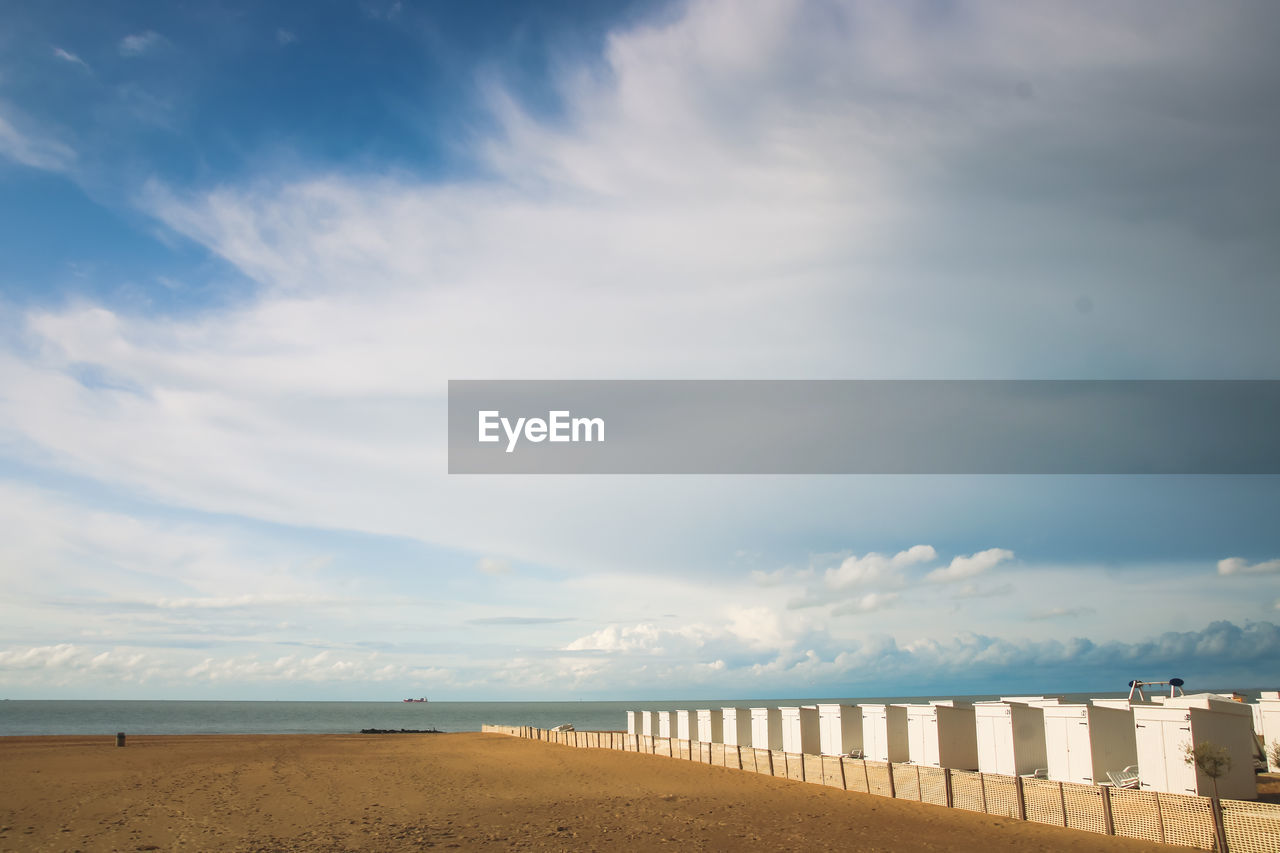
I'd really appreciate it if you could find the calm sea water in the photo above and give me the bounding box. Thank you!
[1,689,1260,737]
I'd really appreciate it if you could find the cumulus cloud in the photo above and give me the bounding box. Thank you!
[564,623,713,655]
[1218,557,1280,576]
[556,618,1280,695]
[926,548,1014,583]
[184,650,405,683]
[824,545,937,591]
[0,644,151,683]
[831,592,899,616]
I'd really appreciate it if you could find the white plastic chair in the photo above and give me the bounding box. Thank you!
[1106,765,1140,788]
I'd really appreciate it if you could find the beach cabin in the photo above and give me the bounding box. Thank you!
[626,710,637,735]
[817,704,863,756]
[697,709,724,744]
[975,701,1048,777]
[640,710,655,737]
[1132,694,1257,799]
[750,707,784,751]
[1258,692,1280,771]
[658,711,674,740]
[905,702,979,770]
[780,706,820,754]
[676,710,693,741]
[722,707,752,747]
[1042,703,1137,785]
[1092,698,1141,711]
[1001,696,1062,706]
[860,704,910,762]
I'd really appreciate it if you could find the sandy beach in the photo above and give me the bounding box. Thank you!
[0,732,1203,852]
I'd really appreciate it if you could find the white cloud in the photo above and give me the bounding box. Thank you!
[52,47,89,70]
[1218,557,1280,576]
[926,548,1014,583]
[276,29,297,46]
[831,592,899,616]
[824,545,936,591]
[0,110,75,171]
[0,1,1278,698]
[119,31,165,56]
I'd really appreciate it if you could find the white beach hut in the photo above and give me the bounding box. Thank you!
[751,707,784,751]
[817,704,863,756]
[676,709,693,741]
[780,706,820,754]
[1091,698,1142,711]
[1132,694,1257,799]
[860,704,910,763]
[905,702,979,770]
[1257,692,1280,772]
[1042,702,1137,785]
[640,710,655,737]
[658,711,674,740]
[697,709,724,743]
[722,707,752,747]
[626,710,637,735]
[975,701,1048,777]
[1000,696,1062,706]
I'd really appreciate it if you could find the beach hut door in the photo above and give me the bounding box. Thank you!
[1067,720,1093,783]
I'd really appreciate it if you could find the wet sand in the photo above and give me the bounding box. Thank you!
[0,732,1193,851]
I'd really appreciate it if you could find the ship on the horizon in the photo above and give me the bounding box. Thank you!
[402,697,428,703]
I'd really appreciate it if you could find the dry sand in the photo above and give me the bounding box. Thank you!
[0,732,1196,852]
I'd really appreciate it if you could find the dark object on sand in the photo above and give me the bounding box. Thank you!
[359,728,442,734]
[115,732,126,747]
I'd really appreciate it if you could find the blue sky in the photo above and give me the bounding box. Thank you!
[1,0,1279,700]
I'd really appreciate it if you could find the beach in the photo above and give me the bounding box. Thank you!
[0,732,1197,852]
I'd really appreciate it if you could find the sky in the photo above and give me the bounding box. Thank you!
[1,0,1279,700]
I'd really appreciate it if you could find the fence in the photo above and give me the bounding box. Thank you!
[480,725,1280,852]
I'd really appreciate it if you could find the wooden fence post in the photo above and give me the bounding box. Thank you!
[1100,785,1114,836]
[944,768,953,808]
[886,763,896,798]
[917,765,924,802]
[1014,775,1027,821]
[979,773,988,814]
[1154,793,1166,845]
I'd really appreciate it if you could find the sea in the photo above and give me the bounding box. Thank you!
[0,688,1264,736]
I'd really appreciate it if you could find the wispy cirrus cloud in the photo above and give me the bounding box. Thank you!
[52,47,90,70]
[118,30,165,57]
[0,109,75,171]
